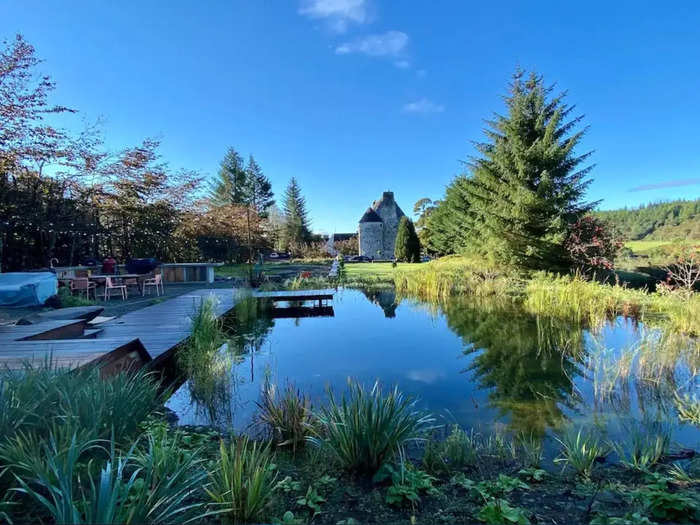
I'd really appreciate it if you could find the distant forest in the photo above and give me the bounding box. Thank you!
[595,199,700,241]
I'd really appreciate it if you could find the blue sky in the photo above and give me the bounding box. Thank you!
[3,1,700,232]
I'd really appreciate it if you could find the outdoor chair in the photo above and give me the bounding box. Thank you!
[70,277,96,300]
[142,273,164,296]
[123,276,141,295]
[103,276,127,301]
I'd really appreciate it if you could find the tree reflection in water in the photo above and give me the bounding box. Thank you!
[441,297,584,437]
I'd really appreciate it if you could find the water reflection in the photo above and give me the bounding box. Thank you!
[361,288,401,318]
[441,298,584,436]
[167,288,699,448]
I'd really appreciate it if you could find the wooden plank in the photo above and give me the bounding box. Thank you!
[0,288,238,370]
[0,338,147,370]
[0,319,87,342]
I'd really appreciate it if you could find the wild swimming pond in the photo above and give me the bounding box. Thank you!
[166,287,700,452]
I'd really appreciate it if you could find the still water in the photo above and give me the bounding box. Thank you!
[167,288,699,448]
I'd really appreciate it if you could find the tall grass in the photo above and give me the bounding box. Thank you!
[394,255,515,301]
[310,380,434,474]
[256,381,315,454]
[393,255,700,336]
[206,436,278,524]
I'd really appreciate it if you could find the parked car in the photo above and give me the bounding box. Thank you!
[266,252,291,260]
[348,255,373,262]
[421,255,431,262]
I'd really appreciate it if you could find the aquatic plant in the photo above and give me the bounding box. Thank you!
[256,381,315,454]
[611,424,670,472]
[206,436,278,524]
[442,425,479,469]
[675,392,700,426]
[554,428,607,478]
[0,362,161,445]
[7,430,208,525]
[179,295,227,376]
[310,380,434,474]
[514,432,543,468]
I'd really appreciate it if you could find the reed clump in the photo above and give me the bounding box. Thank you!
[206,436,278,524]
[310,380,434,474]
[256,381,315,454]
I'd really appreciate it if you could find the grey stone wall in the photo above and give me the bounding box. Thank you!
[358,222,383,258]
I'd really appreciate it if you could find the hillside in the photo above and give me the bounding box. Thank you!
[595,199,700,241]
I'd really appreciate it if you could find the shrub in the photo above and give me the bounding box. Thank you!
[207,436,278,524]
[310,380,434,474]
[256,381,314,454]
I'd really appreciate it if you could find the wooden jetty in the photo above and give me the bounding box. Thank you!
[0,289,238,372]
[253,289,335,307]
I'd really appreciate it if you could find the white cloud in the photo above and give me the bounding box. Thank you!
[394,59,411,69]
[402,98,444,114]
[299,0,369,32]
[335,30,408,58]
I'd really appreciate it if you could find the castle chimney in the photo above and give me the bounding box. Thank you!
[382,191,394,201]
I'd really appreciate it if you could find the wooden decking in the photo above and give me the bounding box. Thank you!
[0,289,238,371]
[253,289,335,302]
[99,289,236,360]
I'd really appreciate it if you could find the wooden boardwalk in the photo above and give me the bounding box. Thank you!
[0,289,238,370]
[99,289,237,360]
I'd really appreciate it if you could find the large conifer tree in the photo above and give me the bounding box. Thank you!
[209,147,247,206]
[245,155,274,217]
[463,70,595,271]
[282,177,310,248]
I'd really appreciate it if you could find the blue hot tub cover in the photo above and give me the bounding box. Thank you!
[0,272,58,308]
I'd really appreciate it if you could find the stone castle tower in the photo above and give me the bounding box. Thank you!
[357,191,406,259]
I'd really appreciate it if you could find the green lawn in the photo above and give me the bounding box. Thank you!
[624,240,676,254]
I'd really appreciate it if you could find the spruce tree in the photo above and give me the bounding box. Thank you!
[282,177,310,249]
[245,155,275,217]
[425,176,472,255]
[463,70,595,271]
[209,147,247,206]
[395,216,421,262]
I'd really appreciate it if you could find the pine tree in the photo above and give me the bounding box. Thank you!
[209,147,247,206]
[462,69,595,271]
[245,155,274,217]
[395,216,421,262]
[282,177,310,249]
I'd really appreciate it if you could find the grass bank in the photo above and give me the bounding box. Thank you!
[392,256,700,336]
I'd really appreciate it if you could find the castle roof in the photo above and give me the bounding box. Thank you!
[372,191,405,219]
[359,207,383,223]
